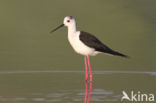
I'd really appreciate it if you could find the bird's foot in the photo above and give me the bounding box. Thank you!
[85,79,88,82]
[85,78,92,82]
[85,76,88,82]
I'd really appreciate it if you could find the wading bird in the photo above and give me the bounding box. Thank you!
[50,16,128,81]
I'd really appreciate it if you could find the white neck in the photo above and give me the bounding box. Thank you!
[67,23,77,34]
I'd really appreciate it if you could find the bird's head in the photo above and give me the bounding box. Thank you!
[50,16,76,33]
[63,16,76,27]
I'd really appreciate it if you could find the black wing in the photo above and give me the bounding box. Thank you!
[79,31,128,57]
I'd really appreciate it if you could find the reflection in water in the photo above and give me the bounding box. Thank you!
[0,70,155,102]
[0,82,121,102]
[84,81,92,103]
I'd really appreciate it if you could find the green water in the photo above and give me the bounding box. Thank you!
[0,0,156,103]
[0,71,155,103]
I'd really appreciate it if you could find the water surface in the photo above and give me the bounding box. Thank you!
[0,70,155,103]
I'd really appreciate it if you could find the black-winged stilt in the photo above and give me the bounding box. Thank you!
[50,16,128,81]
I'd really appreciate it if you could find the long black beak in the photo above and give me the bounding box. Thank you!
[50,24,64,33]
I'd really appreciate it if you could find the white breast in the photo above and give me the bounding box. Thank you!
[68,31,99,56]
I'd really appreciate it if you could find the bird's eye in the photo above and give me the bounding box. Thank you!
[67,20,70,22]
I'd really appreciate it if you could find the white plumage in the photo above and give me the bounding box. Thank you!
[64,16,100,56]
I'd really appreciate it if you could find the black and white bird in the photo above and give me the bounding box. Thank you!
[50,16,128,81]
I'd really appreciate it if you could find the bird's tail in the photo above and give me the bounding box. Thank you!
[107,50,129,58]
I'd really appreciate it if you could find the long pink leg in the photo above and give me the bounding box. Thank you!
[84,81,88,103]
[87,81,92,103]
[84,56,88,81]
[87,56,92,81]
